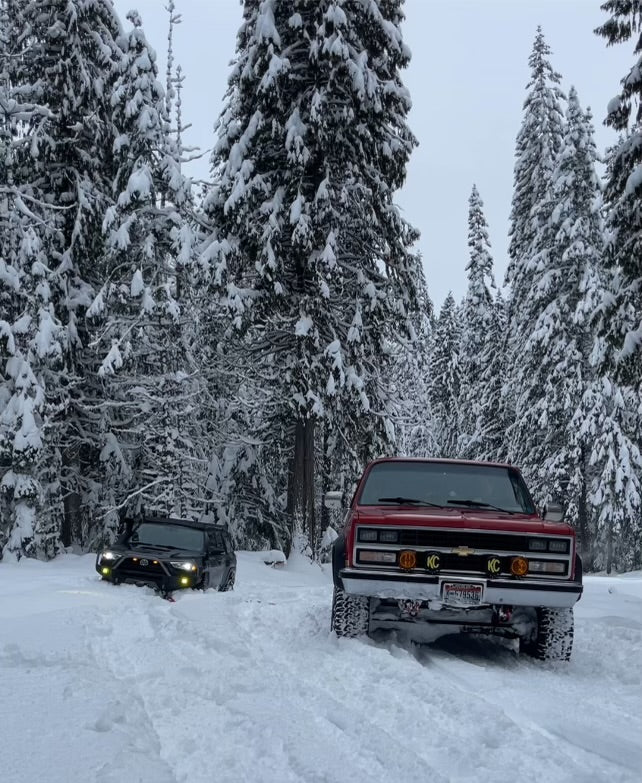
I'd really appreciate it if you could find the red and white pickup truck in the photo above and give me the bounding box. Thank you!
[328,458,583,661]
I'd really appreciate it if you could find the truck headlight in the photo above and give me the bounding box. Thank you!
[379,530,399,543]
[358,529,378,542]
[100,551,119,561]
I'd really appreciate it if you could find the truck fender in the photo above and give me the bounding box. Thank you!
[332,534,346,589]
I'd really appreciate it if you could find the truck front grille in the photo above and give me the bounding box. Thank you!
[397,529,531,552]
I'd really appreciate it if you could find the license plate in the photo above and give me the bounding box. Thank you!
[442,581,484,607]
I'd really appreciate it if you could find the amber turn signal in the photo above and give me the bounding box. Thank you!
[399,550,417,570]
[510,556,529,576]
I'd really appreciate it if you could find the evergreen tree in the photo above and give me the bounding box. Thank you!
[428,293,460,458]
[506,27,565,292]
[594,0,642,386]
[84,10,196,544]
[199,0,421,551]
[576,376,641,570]
[589,2,642,568]
[394,268,436,459]
[477,289,507,462]
[538,90,606,553]
[503,29,566,496]
[457,185,498,459]
[1,0,124,557]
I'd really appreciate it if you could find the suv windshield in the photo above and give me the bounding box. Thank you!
[128,523,205,551]
[358,461,535,514]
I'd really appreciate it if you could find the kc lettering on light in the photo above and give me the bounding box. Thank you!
[426,553,440,571]
[487,557,501,575]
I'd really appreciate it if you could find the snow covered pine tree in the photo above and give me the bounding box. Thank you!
[457,185,499,460]
[503,28,566,500]
[199,0,421,553]
[0,0,123,558]
[428,292,461,459]
[589,1,642,570]
[85,10,197,546]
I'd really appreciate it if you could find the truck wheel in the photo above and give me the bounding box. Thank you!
[331,585,369,638]
[520,607,574,661]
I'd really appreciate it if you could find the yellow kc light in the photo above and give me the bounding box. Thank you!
[510,556,529,577]
[399,550,417,570]
[101,567,111,576]
[180,576,190,586]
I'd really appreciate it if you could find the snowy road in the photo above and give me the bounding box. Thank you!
[1,553,640,783]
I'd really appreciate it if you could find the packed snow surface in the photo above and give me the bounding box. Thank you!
[1,553,640,783]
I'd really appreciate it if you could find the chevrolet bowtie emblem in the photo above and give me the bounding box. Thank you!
[452,546,475,556]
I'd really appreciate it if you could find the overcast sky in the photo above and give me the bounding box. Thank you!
[111,0,632,309]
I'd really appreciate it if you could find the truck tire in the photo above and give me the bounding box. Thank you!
[331,585,370,638]
[520,607,574,661]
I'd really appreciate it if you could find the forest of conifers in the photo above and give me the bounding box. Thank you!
[0,1,640,572]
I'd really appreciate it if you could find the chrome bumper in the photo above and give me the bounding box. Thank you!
[339,569,582,609]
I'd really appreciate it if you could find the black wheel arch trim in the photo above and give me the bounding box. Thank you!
[332,535,346,588]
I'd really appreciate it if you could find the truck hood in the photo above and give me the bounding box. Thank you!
[354,506,575,536]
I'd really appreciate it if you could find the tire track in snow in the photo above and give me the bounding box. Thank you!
[83,566,641,783]
[412,637,641,782]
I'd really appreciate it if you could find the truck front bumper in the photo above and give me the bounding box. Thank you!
[339,568,583,609]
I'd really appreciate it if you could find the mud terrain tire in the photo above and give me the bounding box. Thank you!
[331,585,370,638]
[520,607,574,661]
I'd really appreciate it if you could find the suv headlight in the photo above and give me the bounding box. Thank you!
[170,561,198,572]
[100,551,119,561]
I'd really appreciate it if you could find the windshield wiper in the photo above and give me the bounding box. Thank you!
[378,496,443,508]
[447,499,515,515]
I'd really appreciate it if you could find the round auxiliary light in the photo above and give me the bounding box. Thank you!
[399,550,417,570]
[101,567,111,576]
[180,576,190,586]
[510,556,529,577]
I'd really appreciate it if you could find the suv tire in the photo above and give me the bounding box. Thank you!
[331,585,370,638]
[220,568,235,592]
[520,607,574,661]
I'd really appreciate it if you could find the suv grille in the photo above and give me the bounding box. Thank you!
[116,557,165,581]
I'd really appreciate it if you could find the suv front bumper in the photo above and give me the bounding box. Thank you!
[96,560,199,592]
[339,568,583,608]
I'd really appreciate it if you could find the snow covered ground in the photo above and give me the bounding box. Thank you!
[1,553,640,783]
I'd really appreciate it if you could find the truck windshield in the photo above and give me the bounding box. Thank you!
[128,523,205,551]
[358,461,535,514]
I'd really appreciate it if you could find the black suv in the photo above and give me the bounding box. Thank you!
[96,516,236,595]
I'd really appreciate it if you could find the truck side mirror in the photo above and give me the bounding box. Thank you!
[543,502,564,522]
[324,491,343,510]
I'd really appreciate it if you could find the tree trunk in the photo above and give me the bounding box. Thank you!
[286,417,316,553]
[62,488,81,550]
[286,418,305,529]
[577,446,591,569]
[303,417,315,551]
